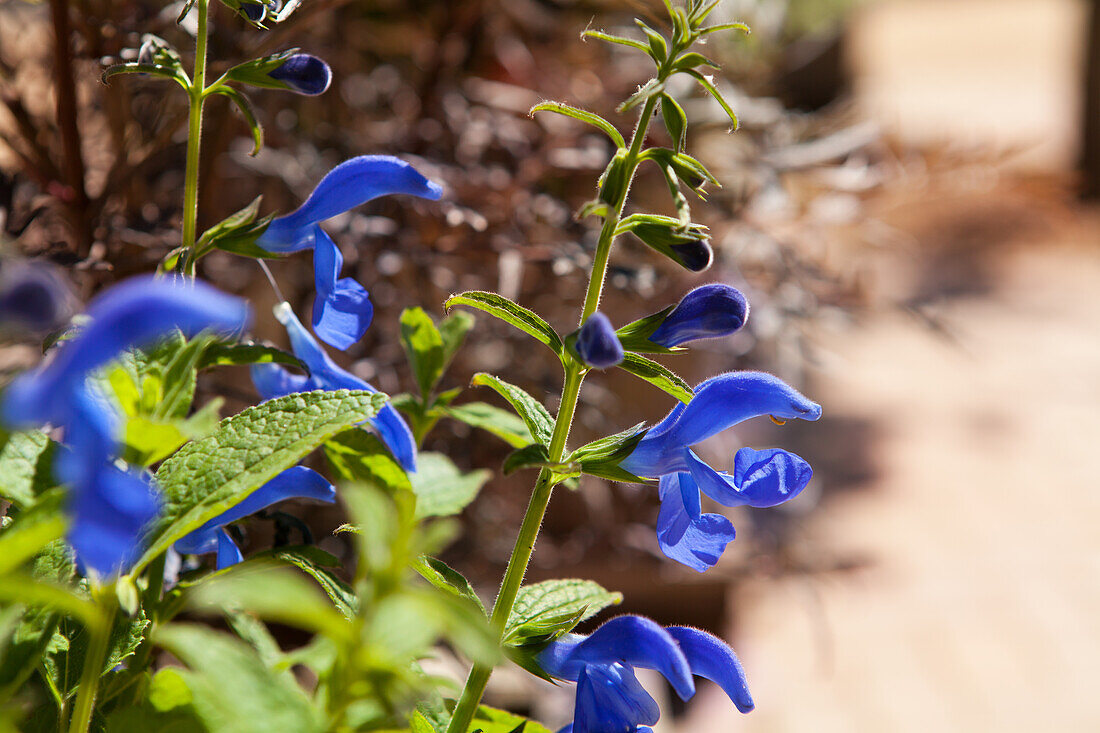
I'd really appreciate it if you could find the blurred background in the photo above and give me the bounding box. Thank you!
[1,0,1098,730]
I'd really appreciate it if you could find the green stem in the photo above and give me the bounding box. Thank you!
[67,600,115,733]
[181,0,210,274]
[445,94,660,733]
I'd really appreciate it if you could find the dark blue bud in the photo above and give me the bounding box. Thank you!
[0,262,71,332]
[242,3,265,21]
[575,312,624,369]
[671,240,713,272]
[268,54,332,96]
[650,284,748,347]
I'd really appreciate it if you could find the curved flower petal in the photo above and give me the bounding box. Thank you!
[657,474,736,573]
[667,626,754,713]
[266,302,417,471]
[564,616,694,700]
[216,529,245,568]
[174,466,335,567]
[310,227,373,349]
[573,664,660,733]
[575,312,624,369]
[250,362,311,402]
[649,284,748,348]
[68,465,160,576]
[1,276,249,430]
[258,155,443,251]
[732,447,813,508]
[668,371,821,448]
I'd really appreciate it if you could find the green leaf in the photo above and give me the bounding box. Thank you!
[672,51,719,73]
[504,579,622,644]
[469,374,553,446]
[580,29,649,54]
[186,563,351,641]
[0,430,57,509]
[155,333,210,420]
[617,77,665,113]
[410,452,490,519]
[324,429,412,496]
[684,69,739,129]
[439,310,475,373]
[101,62,189,90]
[222,48,298,92]
[441,402,533,449]
[0,491,66,576]
[660,94,688,153]
[412,555,486,615]
[529,102,626,149]
[266,546,358,619]
[198,342,306,372]
[400,307,446,400]
[135,390,386,573]
[104,667,206,733]
[445,292,564,359]
[701,21,751,36]
[634,19,668,64]
[469,706,552,733]
[195,196,276,259]
[155,624,322,733]
[501,444,565,476]
[213,86,265,157]
[617,353,693,404]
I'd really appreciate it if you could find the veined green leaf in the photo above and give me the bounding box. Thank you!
[504,579,622,643]
[213,86,264,157]
[442,401,534,449]
[446,291,564,359]
[0,430,57,509]
[529,102,625,149]
[198,342,306,372]
[410,452,490,519]
[683,69,739,129]
[135,390,386,573]
[400,307,446,401]
[617,353,693,404]
[412,555,486,615]
[469,374,554,445]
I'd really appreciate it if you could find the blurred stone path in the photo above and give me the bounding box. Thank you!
[678,235,1100,731]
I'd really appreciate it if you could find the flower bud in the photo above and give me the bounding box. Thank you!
[268,53,332,96]
[670,240,713,272]
[575,312,624,369]
[0,261,72,333]
[650,284,748,347]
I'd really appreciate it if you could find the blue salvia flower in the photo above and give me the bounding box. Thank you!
[536,615,753,733]
[257,155,443,350]
[620,371,820,572]
[575,312,624,369]
[251,302,417,472]
[649,284,748,348]
[0,261,72,333]
[0,275,250,575]
[267,53,331,95]
[174,466,335,568]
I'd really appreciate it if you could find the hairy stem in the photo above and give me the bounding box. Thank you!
[181,0,210,272]
[445,94,659,733]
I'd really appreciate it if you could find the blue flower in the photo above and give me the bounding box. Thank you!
[251,302,417,472]
[0,275,250,576]
[267,53,331,95]
[649,284,748,348]
[257,155,443,350]
[620,371,820,572]
[537,615,753,733]
[575,312,624,369]
[0,261,72,333]
[174,466,335,569]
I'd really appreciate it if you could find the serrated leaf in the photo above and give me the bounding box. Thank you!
[324,429,412,495]
[135,390,386,573]
[529,102,625,149]
[155,624,321,733]
[410,452,490,519]
[469,374,553,446]
[413,555,486,615]
[442,402,533,449]
[400,307,446,400]
[617,353,693,404]
[0,430,57,509]
[446,292,564,359]
[504,579,622,642]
